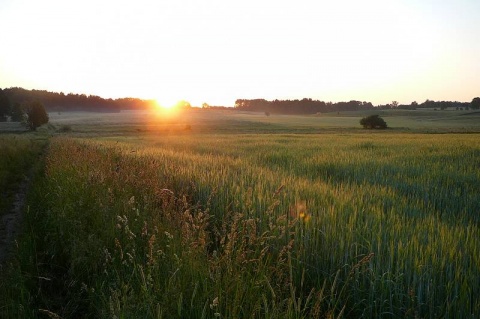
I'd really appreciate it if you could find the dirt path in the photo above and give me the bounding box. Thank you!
[0,174,29,265]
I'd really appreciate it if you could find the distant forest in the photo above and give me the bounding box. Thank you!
[234,98,475,114]
[1,87,478,114]
[2,87,154,112]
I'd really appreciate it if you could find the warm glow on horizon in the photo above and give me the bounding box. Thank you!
[152,100,182,121]
[155,99,177,111]
[0,0,479,105]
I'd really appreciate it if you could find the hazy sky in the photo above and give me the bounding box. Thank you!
[1,0,479,107]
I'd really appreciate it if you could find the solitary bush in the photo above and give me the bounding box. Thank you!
[360,115,387,129]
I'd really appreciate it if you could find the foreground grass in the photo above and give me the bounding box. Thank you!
[0,135,46,214]
[0,135,47,316]
[3,132,480,318]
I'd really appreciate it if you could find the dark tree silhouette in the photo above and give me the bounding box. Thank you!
[25,100,49,130]
[0,89,11,121]
[10,102,25,122]
[1,87,154,112]
[234,98,373,114]
[360,115,387,129]
[471,97,480,110]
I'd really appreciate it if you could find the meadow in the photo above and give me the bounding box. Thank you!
[1,109,479,318]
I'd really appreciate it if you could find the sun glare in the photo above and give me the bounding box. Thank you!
[155,99,176,111]
[153,98,186,121]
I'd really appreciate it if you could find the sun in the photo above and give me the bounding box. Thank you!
[154,98,192,115]
[155,99,176,111]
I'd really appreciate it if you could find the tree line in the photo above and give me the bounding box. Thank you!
[235,98,480,114]
[378,99,475,110]
[234,98,374,114]
[1,87,155,113]
[2,87,479,116]
[0,89,49,130]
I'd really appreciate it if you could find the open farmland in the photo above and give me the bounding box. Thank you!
[44,108,480,135]
[1,109,479,318]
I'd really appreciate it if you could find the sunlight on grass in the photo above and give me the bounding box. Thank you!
[2,132,478,318]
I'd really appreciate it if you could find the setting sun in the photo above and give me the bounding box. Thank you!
[154,99,192,114]
[155,99,176,111]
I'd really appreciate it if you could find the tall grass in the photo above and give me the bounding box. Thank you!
[5,133,480,318]
[0,135,45,211]
[0,135,47,318]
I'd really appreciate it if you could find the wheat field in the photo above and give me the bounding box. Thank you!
[1,111,479,318]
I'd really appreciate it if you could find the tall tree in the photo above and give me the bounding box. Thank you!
[471,97,480,110]
[25,100,49,130]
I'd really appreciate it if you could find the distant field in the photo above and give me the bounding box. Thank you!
[1,109,479,318]
[42,108,480,135]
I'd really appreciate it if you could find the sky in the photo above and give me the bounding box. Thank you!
[0,0,479,107]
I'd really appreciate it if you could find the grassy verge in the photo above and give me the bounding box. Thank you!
[0,134,48,318]
[0,135,45,212]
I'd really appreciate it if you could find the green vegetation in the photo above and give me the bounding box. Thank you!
[10,102,25,122]
[25,101,49,131]
[1,111,480,318]
[359,114,387,129]
[0,136,46,212]
[471,97,480,110]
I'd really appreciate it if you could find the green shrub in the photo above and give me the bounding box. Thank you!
[360,114,387,129]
